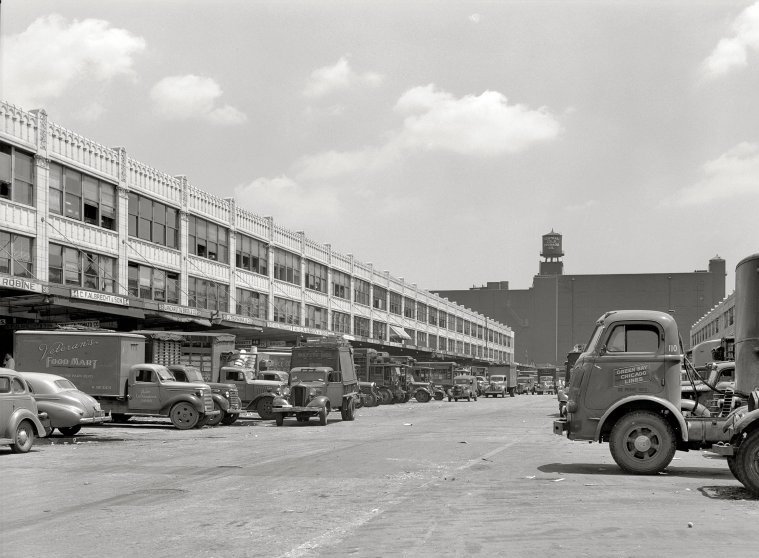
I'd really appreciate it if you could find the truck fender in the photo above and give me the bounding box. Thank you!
[211,393,230,412]
[160,394,205,415]
[731,407,759,437]
[594,395,689,443]
[307,395,330,409]
[271,395,288,408]
[10,408,47,437]
[246,393,275,410]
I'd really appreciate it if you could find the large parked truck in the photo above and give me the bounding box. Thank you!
[484,364,517,397]
[413,361,458,399]
[13,330,217,430]
[553,253,759,496]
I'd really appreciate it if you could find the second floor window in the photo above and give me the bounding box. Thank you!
[50,244,117,292]
[0,142,34,206]
[272,248,301,285]
[332,311,350,334]
[128,261,179,303]
[273,296,300,324]
[305,304,328,329]
[332,269,350,300]
[188,215,229,263]
[236,287,267,319]
[0,231,33,278]
[354,278,370,306]
[389,291,402,315]
[373,286,387,310]
[50,163,117,230]
[404,297,415,319]
[354,316,370,337]
[128,192,178,248]
[305,260,328,293]
[236,233,268,275]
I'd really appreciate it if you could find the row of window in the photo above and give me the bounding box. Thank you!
[52,163,116,230]
[0,142,34,206]
[0,231,33,278]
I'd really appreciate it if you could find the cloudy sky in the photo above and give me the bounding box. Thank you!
[2,1,758,294]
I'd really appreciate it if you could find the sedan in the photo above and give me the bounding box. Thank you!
[20,372,109,436]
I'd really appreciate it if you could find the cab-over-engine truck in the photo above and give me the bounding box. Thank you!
[553,253,759,495]
[13,330,217,430]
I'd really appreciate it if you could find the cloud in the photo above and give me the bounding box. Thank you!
[303,57,384,98]
[2,14,145,109]
[469,13,482,24]
[150,75,247,125]
[234,175,340,228]
[293,145,399,182]
[393,84,561,156]
[664,143,759,205]
[703,2,759,77]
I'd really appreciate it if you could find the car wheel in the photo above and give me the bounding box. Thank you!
[256,397,275,420]
[275,413,284,426]
[58,425,82,436]
[434,392,444,401]
[319,405,329,426]
[10,420,35,453]
[205,402,224,426]
[609,411,676,474]
[170,402,199,430]
[735,430,759,496]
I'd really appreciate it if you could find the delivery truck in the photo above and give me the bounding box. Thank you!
[13,330,217,430]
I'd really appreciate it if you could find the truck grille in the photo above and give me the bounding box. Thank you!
[203,394,214,412]
[292,385,309,407]
[229,393,241,411]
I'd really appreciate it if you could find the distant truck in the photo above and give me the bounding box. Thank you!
[483,365,517,397]
[13,330,217,430]
[516,370,537,394]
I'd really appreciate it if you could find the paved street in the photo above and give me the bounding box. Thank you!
[2,395,757,558]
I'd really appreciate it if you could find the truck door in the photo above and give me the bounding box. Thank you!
[326,370,343,406]
[583,321,666,412]
[129,368,160,411]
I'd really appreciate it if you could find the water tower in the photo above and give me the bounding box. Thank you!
[539,230,564,276]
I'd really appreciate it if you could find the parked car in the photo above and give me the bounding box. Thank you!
[0,368,48,452]
[20,371,109,436]
[448,375,478,402]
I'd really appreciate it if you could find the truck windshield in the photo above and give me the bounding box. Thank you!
[454,378,471,385]
[491,376,504,382]
[586,325,603,353]
[155,367,174,381]
[290,369,327,383]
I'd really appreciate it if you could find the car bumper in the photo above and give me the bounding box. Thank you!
[272,405,319,415]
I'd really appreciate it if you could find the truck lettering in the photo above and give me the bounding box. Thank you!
[613,364,649,386]
[38,339,99,361]
[45,357,98,368]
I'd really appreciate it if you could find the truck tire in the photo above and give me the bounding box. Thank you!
[734,430,759,496]
[275,413,284,427]
[378,388,393,405]
[415,389,431,403]
[170,402,200,430]
[609,411,676,474]
[205,402,224,427]
[434,391,444,401]
[221,413,238,425]
[509,388,515,397]
[341,400,355,421]
[727,455,746,487]
[256,397,275,420]
[319,405,328,426]
[10,420,35,453]
[58,425,82,436]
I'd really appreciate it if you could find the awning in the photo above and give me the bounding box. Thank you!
[144,311,212,328]
[64,298,146,320]
[390,326,411,341]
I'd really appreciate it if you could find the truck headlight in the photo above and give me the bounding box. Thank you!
[224,390,230,398]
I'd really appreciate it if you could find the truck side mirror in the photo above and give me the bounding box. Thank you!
[599,345,607,356]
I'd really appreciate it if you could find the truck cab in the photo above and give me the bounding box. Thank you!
[219,365,287,420]
[168,365,242,426]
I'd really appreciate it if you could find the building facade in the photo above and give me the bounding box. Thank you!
[0,101,513,365]
[435,231,726,366]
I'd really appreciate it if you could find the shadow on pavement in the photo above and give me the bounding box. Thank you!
[538,462,738,480]
[698,485,756,500]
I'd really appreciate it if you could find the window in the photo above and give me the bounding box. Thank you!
[332,270,350,300]
[332,311,350,334]
[128,192,178,247]
[272,248,301,285]
[188,276,228,311]
[373,286,387,310]
[438,336,447,351]
[456,317,464,333]
[428,308,438,326]
[417,331,427,347]
[354,316,370,337]
[236,287,267,319]
[128,262,179,303]
[372,320,386,341]
[416,302,427,323]
[403,297,415,319]
[605,324,660,353]
[305,304,328,329]
[235,233,268,275]
[389,292,402,315]
[428,334,437,349]
[305,260,328,293]
[439,311,447,329]
[49,162,116,229]
[0,232,33,278]
[50,244,117,291]
[0,142,34,206]
[354,279,370,306]
[273,297,300,324]
[188,215,228,262]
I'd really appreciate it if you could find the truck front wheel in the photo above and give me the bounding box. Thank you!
[256,397,275,420]
[170,402,199,430]
[734,430,759,496]
[319,405,329,426]
[609,411,676,475]
[205,402,224,426]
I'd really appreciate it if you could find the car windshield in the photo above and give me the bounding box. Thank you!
[155,367,175,381]
[54,379,77,390]
[290,369,327,383]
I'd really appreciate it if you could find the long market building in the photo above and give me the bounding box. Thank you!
[0,101,513,371]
